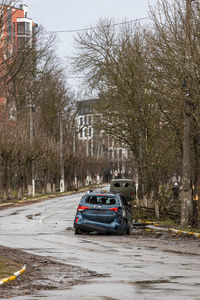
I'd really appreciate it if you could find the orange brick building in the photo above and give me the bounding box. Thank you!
[0,3,36,111]
[0,3,35,53]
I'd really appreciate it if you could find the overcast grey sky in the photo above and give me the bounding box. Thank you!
[22,0,157,93]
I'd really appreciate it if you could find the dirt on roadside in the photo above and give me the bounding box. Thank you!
[0,245,106,299]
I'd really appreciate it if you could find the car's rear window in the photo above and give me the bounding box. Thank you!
[84,195,117,205]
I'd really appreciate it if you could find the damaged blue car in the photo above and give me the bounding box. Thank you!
[74,190,132,235]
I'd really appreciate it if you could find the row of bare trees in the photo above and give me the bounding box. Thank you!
[72,0,200,226]
[0,1,111,200]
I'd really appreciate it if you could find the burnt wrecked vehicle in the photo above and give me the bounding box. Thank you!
[74,190,132,235]
[110,179,136,205]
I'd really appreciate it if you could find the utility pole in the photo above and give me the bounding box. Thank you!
[73,125,78,188]
[181,0,195,226]
[59,114,65,193]
[28,99,35,197]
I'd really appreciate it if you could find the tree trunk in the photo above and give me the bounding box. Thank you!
[181,114,193,226]
[155,200,159,220]
[181,188,193,226]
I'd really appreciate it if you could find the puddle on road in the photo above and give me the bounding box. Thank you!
[10,211,19,215]
[30,296,47,299]
[26,213,41,220]
[133,279,170,286]
[163,249,200,256]
[146,246,157,250]
[65,227,74,231]
[169,276,184,279]
[0,209,27,217]
[80,239,100,245]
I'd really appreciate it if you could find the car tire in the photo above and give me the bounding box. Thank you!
[126,221,131,235]
[121,218,129,235]
[75,227,83,235]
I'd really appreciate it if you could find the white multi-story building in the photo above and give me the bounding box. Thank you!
[76,99,130,184]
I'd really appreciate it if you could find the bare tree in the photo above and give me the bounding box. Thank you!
[149,0,200,226]
[73,20,180,212]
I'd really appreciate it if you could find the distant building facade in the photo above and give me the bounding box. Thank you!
[76,99,130,184]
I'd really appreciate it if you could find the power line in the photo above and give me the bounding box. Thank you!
[48,17,149,34]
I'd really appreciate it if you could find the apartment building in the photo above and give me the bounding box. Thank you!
[0,3,36,54]
[0,3,36,113]
[76,99,130,184]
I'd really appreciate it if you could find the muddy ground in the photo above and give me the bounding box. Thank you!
[0,244,106,299]
[1,229,200,299]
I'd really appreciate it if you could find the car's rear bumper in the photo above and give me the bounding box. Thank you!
[74,218,127,233]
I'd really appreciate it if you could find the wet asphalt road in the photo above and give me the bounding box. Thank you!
[0,193,200,299]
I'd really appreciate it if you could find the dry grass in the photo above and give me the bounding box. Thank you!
[0,256,22,278]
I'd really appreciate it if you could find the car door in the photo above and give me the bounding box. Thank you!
[120,194,131,221]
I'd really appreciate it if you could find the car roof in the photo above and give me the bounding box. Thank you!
[84,190,120,197]
[111,179,134,182]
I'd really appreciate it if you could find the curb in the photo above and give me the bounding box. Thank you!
[0,265,26,286]
[140,220,200,238]
[168,228,200,238]
[0,185,106,210]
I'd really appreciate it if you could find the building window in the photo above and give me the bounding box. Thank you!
[80,128,83,138]
[88,139,91,156]
[114,150,117,159]
[80,117,83,125]
[109,150,113,159]
[88,127,92,137]
[84,116,87,125]
[17,36,27,48]
[13,22,16,52]
[119,149,122,159]
[84,128,87,137]
[93,143,98,156]
[88,116,92,125]
[7,8,12,43]
[17,22,31,36]
[109,138,113,147]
